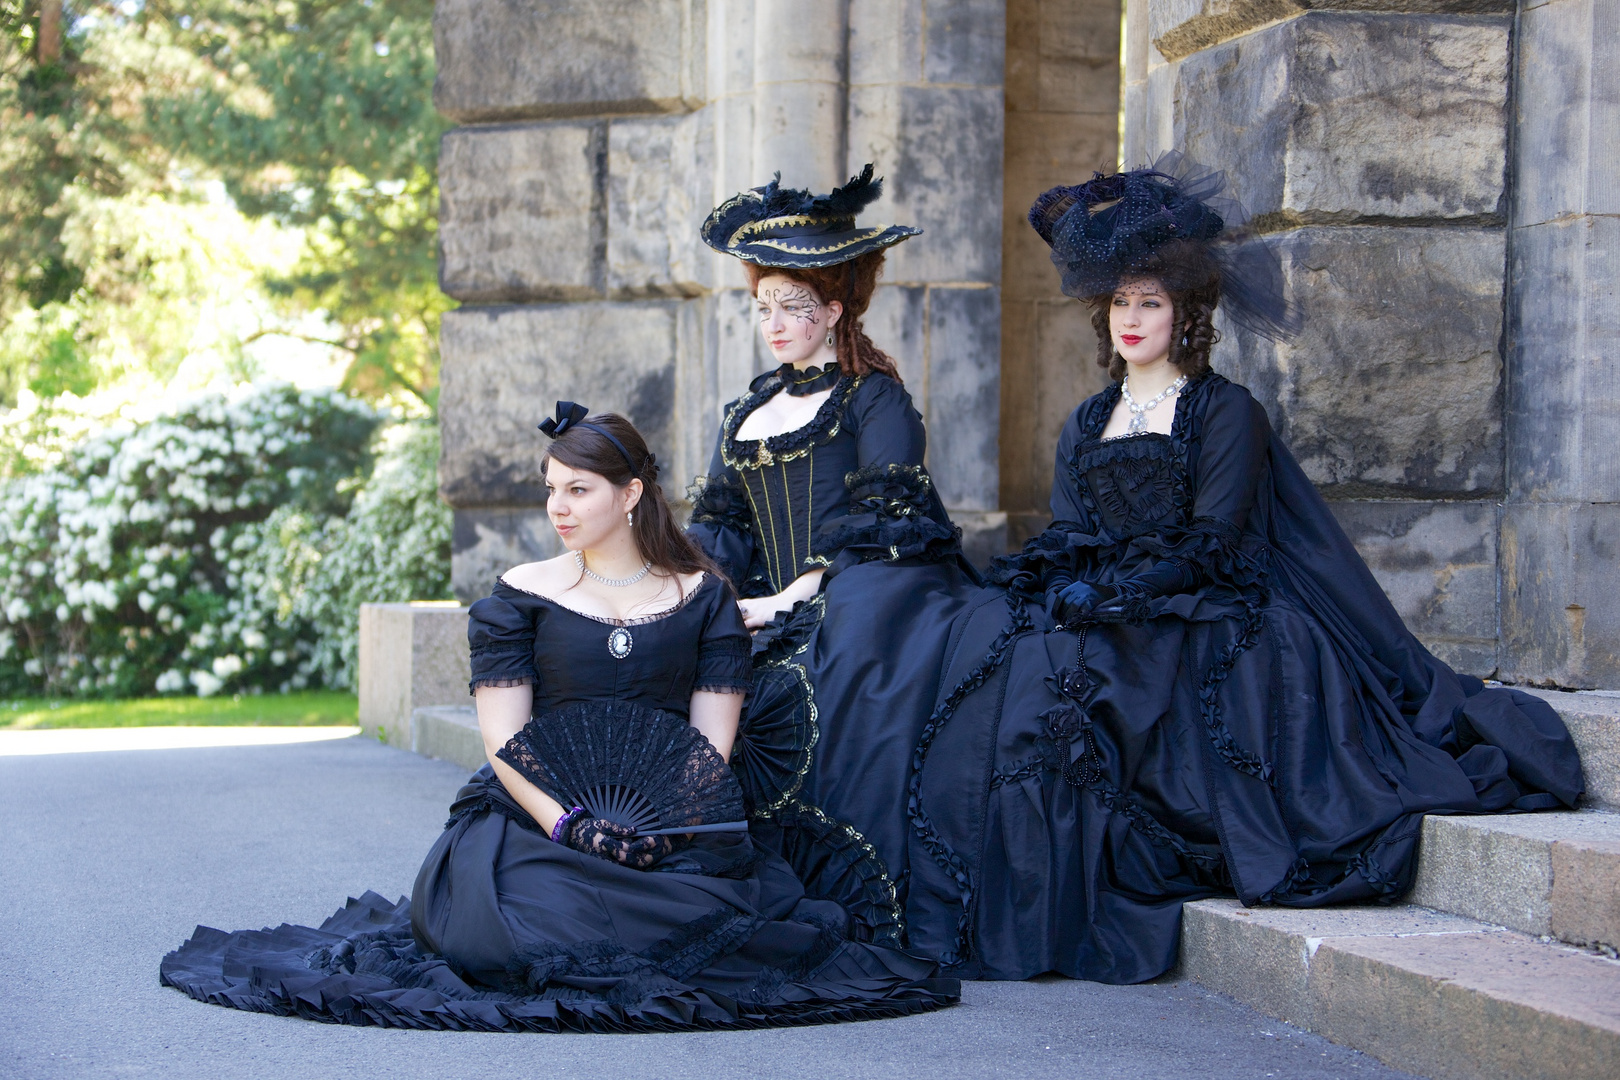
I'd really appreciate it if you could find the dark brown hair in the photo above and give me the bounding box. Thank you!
[541,413,721,583]
[743,251,901,382]
[1087,275,1222,383]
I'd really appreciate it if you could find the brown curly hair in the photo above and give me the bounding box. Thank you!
[1087,276,1222,383]
[742,251,902,382]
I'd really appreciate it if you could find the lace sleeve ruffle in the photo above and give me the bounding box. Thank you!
[687,472,752,533]
[686,473,772,597]
[467,593,540,695]
[810,463,962,572]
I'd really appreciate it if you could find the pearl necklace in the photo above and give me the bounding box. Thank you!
[1121,374,1188,433]
[574,550,652,588]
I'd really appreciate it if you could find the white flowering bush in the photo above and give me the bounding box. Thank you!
[0,383,452,697]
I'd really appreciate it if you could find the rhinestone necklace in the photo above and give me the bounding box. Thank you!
[1121,373,1188,433]
[574,550,652,588]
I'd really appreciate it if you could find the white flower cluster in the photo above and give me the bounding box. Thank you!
[0,383,450,698]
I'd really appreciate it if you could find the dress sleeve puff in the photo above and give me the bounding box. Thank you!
[686,422,769,596]
[466,589,540,694]
[810,375,962,575]
[693,578,752,695]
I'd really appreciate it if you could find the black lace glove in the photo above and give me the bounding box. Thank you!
[564,815,675,870]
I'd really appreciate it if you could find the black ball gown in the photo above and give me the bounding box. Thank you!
[686,363,980,947]
[906,372,1586,984]
[161,572,958,1031]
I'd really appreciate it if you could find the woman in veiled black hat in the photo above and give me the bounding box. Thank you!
[161,407,958,1031]
[905,157,1585,984]
[687,166,981,949]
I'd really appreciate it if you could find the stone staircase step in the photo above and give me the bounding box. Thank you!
[1179,898,1620,1080]
[1412,811,1620,949]
[410,705,485,772]
[1523,689,1620,810]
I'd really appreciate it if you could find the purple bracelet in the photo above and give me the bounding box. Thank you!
[550,806,586,845]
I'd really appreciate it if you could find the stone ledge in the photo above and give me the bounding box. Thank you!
[357,603,471,749]
[1411,811,1620,947]
[1151,0,1515,63]
[411,705,485,773]
[1180,898,1620,1080]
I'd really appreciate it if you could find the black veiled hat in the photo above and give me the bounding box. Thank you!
[701,164,921,269]
[1029,153,1299,340]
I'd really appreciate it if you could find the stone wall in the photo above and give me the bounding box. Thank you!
[1123,0,1618,684]
[1124,0,1515,676]
[1001,0,1121,547]
[1500,0,1620,687]
[434,0,1010,597]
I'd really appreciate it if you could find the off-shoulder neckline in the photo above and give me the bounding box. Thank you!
[494,572,714,627]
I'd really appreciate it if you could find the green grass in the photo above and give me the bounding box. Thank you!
[0,691,359,730]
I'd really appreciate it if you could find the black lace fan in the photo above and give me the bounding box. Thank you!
[732,664,819,816]
[497,701,747,836]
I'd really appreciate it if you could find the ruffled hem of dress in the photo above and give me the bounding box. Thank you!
[160,895,958,1033]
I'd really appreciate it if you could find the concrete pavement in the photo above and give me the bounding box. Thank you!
[0,732,1420,1080]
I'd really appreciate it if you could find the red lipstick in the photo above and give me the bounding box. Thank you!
[1119,334,1144,346]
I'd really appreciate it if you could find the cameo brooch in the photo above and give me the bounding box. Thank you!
[607,627,634,659]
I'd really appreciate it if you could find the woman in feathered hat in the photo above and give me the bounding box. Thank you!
[905,157,1585,984]
[687,166,981,947]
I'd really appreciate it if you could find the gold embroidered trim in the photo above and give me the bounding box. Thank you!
[720,375,864,471]
[748,230,888,256]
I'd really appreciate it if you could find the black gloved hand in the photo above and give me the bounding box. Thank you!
[1047,580,1120,627]
[564,815,674,870]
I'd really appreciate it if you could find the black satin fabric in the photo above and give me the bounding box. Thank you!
[907,373,1585,984]
[688,367,981,947]
[161,573,958,1030]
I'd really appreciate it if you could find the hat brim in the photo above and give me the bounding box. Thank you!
[712,225,922,269]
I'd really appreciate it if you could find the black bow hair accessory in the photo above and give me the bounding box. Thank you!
[538,400,645,477]
[1029,152,1299,341]
[700,163,922,270]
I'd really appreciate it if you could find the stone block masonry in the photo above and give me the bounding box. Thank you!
[435,0,1014,593]
[357,602,471,749]
[1125,0,1619,682]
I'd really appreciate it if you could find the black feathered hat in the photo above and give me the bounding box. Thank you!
[701,164,921,269]
[1029,153,1299,340]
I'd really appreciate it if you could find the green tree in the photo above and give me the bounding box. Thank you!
[145,0,449,409]
[0,1,169,405]
[0,1,448,415]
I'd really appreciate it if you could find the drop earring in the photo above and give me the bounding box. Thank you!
[825,331,835,348]
[627,511,634,528]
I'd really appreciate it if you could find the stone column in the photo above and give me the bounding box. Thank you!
[1124,0,1514,676]
[1500,0,1620,687]
[752,0,847,191]
[845,0,1010,564]
[1001,0,1121,547]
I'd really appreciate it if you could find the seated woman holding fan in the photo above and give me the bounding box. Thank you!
[160,405,956,1032]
